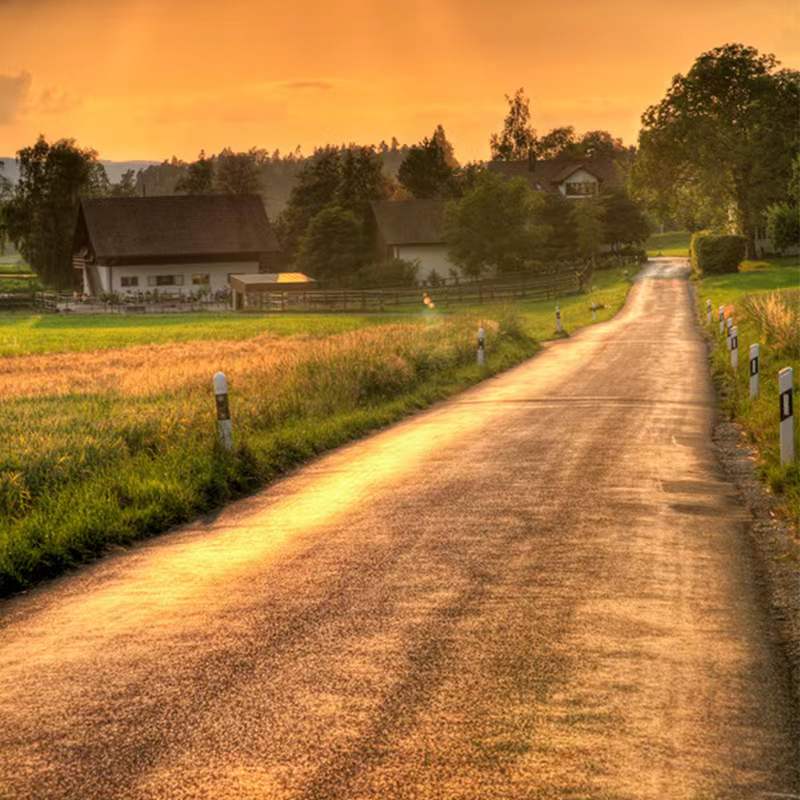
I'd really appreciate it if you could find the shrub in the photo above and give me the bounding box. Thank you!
[690,232,745,275]
[765,202,800,253]
[355,258,418,289]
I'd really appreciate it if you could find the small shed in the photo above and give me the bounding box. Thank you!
[229,272,316,310]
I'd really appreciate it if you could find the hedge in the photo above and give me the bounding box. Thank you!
[690,232,746,275]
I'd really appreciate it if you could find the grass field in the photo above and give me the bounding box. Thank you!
[0,266,634,593]
[646,230,690,257]
[696,257,800,522]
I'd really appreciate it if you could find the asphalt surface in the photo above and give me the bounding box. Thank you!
[0,259,797,799]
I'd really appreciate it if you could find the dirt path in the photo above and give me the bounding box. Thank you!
[0,259,796,799]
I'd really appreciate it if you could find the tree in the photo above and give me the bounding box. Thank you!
[536,192,579,260]
[0,162,12,254]
[214,148,262,194]
[398,127,458,198]
[175,150,215,194]
[296,205,365,284]
[571,199,605,265]
[444,172,549,277]
[4,136,106,288]
[765,203,800,252]
[536,127,577,159]
[490,88,537,161]
[335,145,391,218]
[109,169,137,197]
[601,190,650,247]
[634,43,799,255]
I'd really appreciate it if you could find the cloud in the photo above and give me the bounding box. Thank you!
[37,87,81,115]
[0,71,31,124]
[279,80,334,91]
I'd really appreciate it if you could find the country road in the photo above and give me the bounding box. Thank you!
[0,258,797,799]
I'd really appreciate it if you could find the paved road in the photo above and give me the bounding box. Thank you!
[0,260,797,800]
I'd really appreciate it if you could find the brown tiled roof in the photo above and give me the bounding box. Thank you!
[371,199,446,246]
[78,194,281,260]
[488,156,621,192]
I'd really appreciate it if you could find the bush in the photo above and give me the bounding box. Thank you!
[690,232,745,274]
[355,258,418,289]
[766,202,800,253]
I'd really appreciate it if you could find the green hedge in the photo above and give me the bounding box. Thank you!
[690,232,746,275]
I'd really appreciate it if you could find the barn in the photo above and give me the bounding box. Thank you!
[72,194,282,297]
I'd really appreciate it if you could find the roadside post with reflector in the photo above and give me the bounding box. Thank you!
[213,371,233,451]
[555,304,563,334]
[718,305,724,334]
[749,344,759,399]
[779,367,794,465]
[729,326,738,370]
[477,326,486,366]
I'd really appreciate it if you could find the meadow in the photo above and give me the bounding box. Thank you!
[0,266,633,593]
[696,257,800,521]
[646,230,690,257]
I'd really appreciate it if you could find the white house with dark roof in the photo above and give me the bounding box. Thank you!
[488,155,622,198]
[72,194,282,296]
[371,199,459,282]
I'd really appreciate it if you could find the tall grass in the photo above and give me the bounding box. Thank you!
[0,314,535,593]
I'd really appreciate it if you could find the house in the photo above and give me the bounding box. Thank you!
[72,194,282,296]
[229,272,316,310]
[371,199,459,282]
[488,155,622,198]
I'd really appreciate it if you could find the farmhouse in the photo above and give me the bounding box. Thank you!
[371,199,459,283]
[488,155,622,198]
[72,194,282,296]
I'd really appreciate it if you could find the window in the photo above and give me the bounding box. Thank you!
[120,276,139,287]
[147,275,185,287]
[192,273,210,286]
[565,181,598,197]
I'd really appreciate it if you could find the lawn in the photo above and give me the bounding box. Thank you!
[0,266,634,594]
[695,256,800,522]
[646,230,690,257]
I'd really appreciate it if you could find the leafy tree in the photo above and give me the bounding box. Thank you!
[601,190,650,247]
[536,127,577,159]
[536,192,578,260]
[444,172,549,276]
[0,162,12,254]
[296,205,365,284]
[571,199,605,265]
[110,169,138,197]
[490,88,537,161]
[634,43,799,255]
[336,145,391,218]
[175,150,215,194]
[214,148,262,194]
[398,127,458,198]
[4,136,107,288]
[766,203,799,252]
[453,161,486,196]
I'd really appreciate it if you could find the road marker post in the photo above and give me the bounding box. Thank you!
[706,299,712,325]
[477,326,486,366]
[779,367,794,465]
[749,344,759,399]
[213,371,233,451]
[729,326,738,370]
[555,304,563,334]
[718,305,725,334]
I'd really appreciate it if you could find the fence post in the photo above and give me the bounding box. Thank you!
[477,326,486,366]
[779,367,794,465]
[729,325,738,370]
[749,344,759,399]
[718,305,725,334]
[213,371,233,451]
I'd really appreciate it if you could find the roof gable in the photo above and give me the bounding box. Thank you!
[371,199,446,246]
[488,156,621,192]
[79,194,281,261]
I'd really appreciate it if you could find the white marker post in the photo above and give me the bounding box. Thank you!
[555,304,563,334]
[213,371,233,451]
[729,325,738,370]
[749,344,759,399]
[477,326,486,366]
[718,305,725,334]
[779,367,794,465]
[706,299,712,325]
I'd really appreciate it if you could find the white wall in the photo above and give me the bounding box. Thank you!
[559,168,599,197]
[92,261,260,295]
[394,244,460,282]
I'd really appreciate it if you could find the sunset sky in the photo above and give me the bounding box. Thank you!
[1,0,797,164]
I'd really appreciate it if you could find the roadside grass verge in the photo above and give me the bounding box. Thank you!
[696,257,800,522]
[0,268,635,593]
[647,230,690,257]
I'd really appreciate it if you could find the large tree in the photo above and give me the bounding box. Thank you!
[571,199,605,265]
[398,126,458,198]
[175,150,215,194]
[634,43,799,254]
[601,190,650,248]
[214,148,262,194]
[296,205,365,284]
[489,88,537,161]
[4,136,107,288]
[444,172,549,276]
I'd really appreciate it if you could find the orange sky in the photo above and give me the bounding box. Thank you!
[0,0,797,164]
